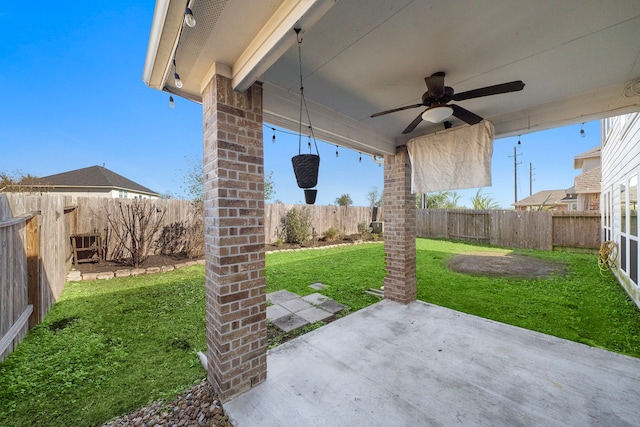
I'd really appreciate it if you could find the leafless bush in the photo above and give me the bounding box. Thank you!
[154,200,204,259]
[105,200,166,267]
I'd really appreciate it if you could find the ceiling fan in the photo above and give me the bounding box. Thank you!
[370,72,525,134]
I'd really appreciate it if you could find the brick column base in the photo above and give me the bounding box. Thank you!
[202,74,267,401]
[383,146,417,303]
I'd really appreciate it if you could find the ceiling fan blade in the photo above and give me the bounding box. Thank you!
[451,104,483,125]
[425,72,446,97]
[370,103,424,118]
[402,111,426,134]
[452,80,525,101]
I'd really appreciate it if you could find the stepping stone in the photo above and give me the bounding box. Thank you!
[318,299,347,314]
[267,304,291,321]
[296,306,335,324]
[302,293,330,305]
[267,290,299,305]
[280,298,314,313]
[271,313,308,333]
[309,282,326,290]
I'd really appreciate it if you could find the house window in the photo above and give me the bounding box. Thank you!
[620,182,627,273]
[119,190,128,198]
[603,191,611,241]
[630,176,638,237]
[618,176,639,285]
[630,176,638,284]
[621,183,626,234]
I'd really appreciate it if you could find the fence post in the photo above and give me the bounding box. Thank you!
[26,215,40,328]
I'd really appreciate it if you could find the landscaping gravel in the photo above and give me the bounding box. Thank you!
[101,380,232,427]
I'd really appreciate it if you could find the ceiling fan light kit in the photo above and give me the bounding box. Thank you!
[371,72,525,134]
[421,105,453,123]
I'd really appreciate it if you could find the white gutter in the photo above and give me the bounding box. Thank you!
[142,0,171,88]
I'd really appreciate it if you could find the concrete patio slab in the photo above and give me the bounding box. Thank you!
[302,292,330,305]
[270,313,308,333]
[296,306,335,324]
[318,299,346,314]
[266,305,291,322]
[267,290,299,305]
[279,298,314,313]
[309,282,327,290]
[225,300,640,426]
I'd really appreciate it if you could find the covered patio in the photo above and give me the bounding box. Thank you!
[142,0,640,423]
[226,300,640,426]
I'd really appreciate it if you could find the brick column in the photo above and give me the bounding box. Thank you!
[202,74,267,401]
[383,146,416,303]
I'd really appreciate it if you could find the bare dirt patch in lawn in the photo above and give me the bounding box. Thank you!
[448,252,567,279]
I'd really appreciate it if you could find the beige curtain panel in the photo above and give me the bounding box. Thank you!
[408,120,495,193]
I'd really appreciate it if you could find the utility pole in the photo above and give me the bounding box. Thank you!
[509,146,522,203]
[529,162,535,196]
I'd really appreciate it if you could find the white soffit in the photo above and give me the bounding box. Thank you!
[144,0,640,153]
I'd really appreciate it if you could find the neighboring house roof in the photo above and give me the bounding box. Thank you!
[27,165,159,196]
[574,146,601,169]
[574,165,601,194]
[513,189,569,207]
[560,187,577,203]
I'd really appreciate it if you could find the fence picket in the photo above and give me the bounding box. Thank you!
[417,209,599,250]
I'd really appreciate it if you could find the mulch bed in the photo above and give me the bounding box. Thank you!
[75,254,198,274]
[76,234,382,275]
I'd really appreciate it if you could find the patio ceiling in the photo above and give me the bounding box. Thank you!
[143,0,640,156]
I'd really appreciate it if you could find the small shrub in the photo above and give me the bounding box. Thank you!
[357,221,372,240]
[282,207,313,244]
[322,227,341,242]
[372,233,379,241]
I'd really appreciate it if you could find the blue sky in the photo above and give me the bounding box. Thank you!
[0,2,601,208]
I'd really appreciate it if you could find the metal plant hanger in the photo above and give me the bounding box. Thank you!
[291,27,320,204]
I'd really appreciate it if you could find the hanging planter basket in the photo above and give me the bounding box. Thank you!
[304,189,317,205]
[292,154,320,189]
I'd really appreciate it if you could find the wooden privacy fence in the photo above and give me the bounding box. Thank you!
[417,209,601,250]
[0,194,72,362]
[264,204,383,244]
[74,198,204,261]
[0,216,31,362]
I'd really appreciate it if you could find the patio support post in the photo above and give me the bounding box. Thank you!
[383,146,417,303]
[201,74,267,401]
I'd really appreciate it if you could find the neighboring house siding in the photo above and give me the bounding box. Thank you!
[601,113,640,308]
[581,158,600,172]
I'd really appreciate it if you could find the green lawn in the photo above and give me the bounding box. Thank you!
[1,239,639,426]
[413,239,640,357]
[0,266,207,427]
